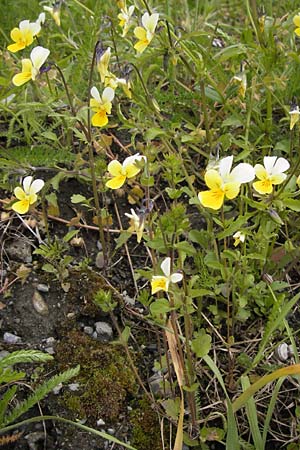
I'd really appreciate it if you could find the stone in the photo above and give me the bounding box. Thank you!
[3,332,21,344]
[6,239,32,263]
[95,321,113,341]
[83,326,93,336]
[36,284,49,293]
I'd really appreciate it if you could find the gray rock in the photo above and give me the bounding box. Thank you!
[45,347,55,355]
[37,284,49,293]
[3,332,21,344]
[83,326,94,336]
[68,383,80,391]
[0,350,10,359]
[95,322,113,341]
[6,239,32,263]
[97,418,105,426]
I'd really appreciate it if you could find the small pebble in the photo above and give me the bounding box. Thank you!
[37,283,49,293]
[3,332,21,344]
[32,291,49,316]
[46,337,56,345]
[0,350,10,359]
[45,347,55,355]
[52,383,63,395]
[83,326,93,336]
[95,251,105,269]
[97,419,105,426]
[95,322,113,341]
[107,428,115,435]
[68,383,80,391]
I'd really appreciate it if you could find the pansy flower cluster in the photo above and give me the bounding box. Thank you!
[198,155,290,210]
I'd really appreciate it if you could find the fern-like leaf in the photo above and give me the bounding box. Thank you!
[0,350,53,369]
[0,386,17,424]
[0,368,25,385]
[2,365,80,427]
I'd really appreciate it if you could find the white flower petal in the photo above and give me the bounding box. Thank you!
[142,12,159,33]
[230,163,255,183]
[263,156,277,174]
[219,156,233,180]
[102,87,115,103]
[19,20,31,30]
[30,179,44,194]
[23,176,33,194]
[91,86,100,102]
[30,46,50,70]
[161,257,171,277]
[272,157,290,175]
[37,12,46,25]
[123,153,141,168]
[128,5,135,15]
[170,272,183,284]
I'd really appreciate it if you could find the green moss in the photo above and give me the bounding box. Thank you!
[55,330,137,425]
[130,397,163,450]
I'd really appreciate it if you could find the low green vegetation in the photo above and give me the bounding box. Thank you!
[2,0,300,448]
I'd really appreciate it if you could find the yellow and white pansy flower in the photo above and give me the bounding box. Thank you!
[233,231,245,247]
[44,3,61,26]
[106,153,146,189]
[90,86,115,128]
[293,13,300,36]
[105,73,132,99]
[198,155,255,210]
[96,47,111,83]
[253,156,290,195]
[151,257,183,295]
[12,46,50,86]
[134,12,159,53]
[7,19,41,53]
[12,176,44,214]
[118,4,135,37]
[125,208,145,243]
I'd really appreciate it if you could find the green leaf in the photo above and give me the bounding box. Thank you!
[145,127,167,141]
[283,198,300,212]
[150,298,172,316]
[174,241,196,255]
[0,350,53,368]
[191,331,212,357]
[63,230,79,242]
[204,252,222,270]
[42,263,57,273]
[71,194,87,204]
[115,231,131,250]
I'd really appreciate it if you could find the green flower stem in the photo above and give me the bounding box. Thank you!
[200,78,212,149]
[86,41,108,264]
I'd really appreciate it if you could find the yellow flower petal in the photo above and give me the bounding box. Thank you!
[223,182,240,200]
[91,110,108,127]
[106,175,126,189]
[253,180,273,194]
[294,15,300,28]
[269,173,286,185]
[107,160,123,176]
[125,164,141,178]
[28,193,38,205]
[134,26,146,40]
[151,276,168,294]
[12,72,32,86]
[198,189,224,210]
[7,42,25,53]
[134,39,149,53]
[295,28,300,36]
[14,187,26,200]
[204,170,222,190]
[12,199,30,214]
[254,164,267,181]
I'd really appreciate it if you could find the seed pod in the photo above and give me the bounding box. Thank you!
[32,290,49,316]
